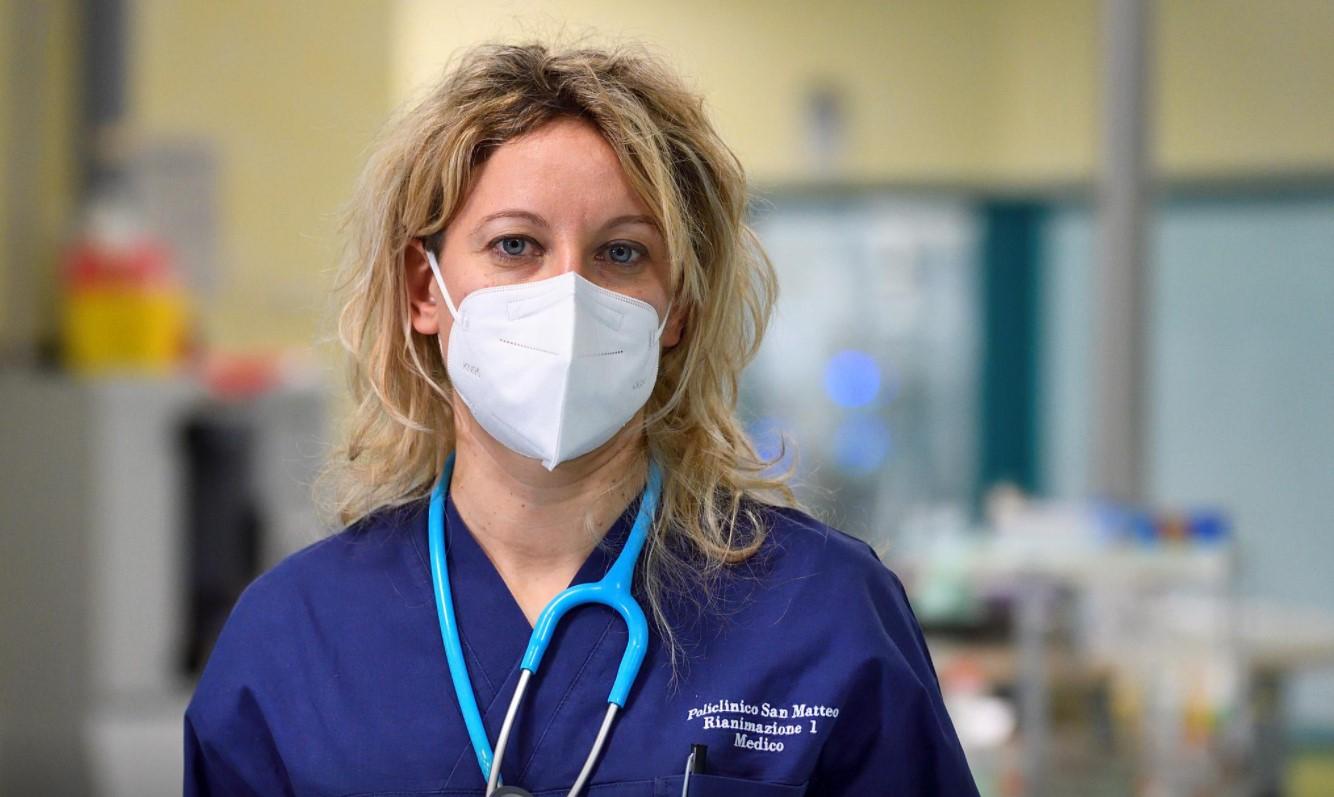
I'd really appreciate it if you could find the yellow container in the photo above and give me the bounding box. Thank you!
[62,285,189,374]
[59,232,192,375]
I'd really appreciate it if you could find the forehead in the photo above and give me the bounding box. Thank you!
[459,117,655,224]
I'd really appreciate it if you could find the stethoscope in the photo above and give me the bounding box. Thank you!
[427,452,662,797]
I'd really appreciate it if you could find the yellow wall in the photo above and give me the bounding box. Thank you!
[128,0,393,353]
[394,0,1334,186]
[8,0,1333,357]
[1158,0,1334,177]
[983,0,1098,185]
[964,0,1334,183]
[393,0,999,185]
[0,0,79,355]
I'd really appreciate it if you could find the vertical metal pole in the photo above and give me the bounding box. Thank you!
[81,0,127,192]
[1017,578,1050,796]
[1092,0,1152,504]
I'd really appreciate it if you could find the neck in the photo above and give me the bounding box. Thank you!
[448,402,648,621]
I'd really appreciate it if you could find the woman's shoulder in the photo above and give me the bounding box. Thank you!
[184,499,435,789]
[712,502,923,647]
[748,502,906,599]
[193,500,430,678]
[741,505,975,793]
[256,498,428,595]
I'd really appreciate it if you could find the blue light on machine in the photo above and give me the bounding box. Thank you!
[832,414,892,475]
[823,350,881,409]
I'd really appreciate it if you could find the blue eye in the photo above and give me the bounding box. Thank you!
[497,237,529,257]
[604,242,643,266]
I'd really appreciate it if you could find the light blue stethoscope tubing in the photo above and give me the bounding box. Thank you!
[428,452,662,792]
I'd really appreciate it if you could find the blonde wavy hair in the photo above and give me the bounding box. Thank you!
[321,40,796,645]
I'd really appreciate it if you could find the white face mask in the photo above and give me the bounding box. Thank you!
[425,248,669,470]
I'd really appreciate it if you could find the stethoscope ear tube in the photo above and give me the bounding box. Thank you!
[433,455,665,797]
[486,670,532,795]
[428,455,497,780]
[486,684,619,797]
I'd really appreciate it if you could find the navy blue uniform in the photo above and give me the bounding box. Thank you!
[184,491,978,795]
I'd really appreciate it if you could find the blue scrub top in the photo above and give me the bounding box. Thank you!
[184,489,979,796]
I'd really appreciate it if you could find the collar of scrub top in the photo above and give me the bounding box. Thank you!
[428,451,662,795]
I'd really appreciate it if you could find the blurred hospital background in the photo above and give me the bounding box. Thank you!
[2,1,1332,794]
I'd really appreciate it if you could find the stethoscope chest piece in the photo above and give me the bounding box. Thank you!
[490,788,535,797]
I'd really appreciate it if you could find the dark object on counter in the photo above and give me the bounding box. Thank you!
[181,411,262,675]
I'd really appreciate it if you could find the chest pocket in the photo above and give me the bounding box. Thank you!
[653,774,807,797]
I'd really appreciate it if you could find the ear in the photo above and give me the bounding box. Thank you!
[661,300,689,350]
[405,238,442,335]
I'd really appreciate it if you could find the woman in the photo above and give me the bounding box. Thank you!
[184,42,977,796]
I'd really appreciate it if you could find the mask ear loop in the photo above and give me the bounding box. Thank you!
[656,300,673,339]
[424,247,461,321]
[416,245,459,402]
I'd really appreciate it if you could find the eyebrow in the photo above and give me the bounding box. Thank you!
[602,214,660,232]
[474,210,548,233]
[471,210,661,235]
